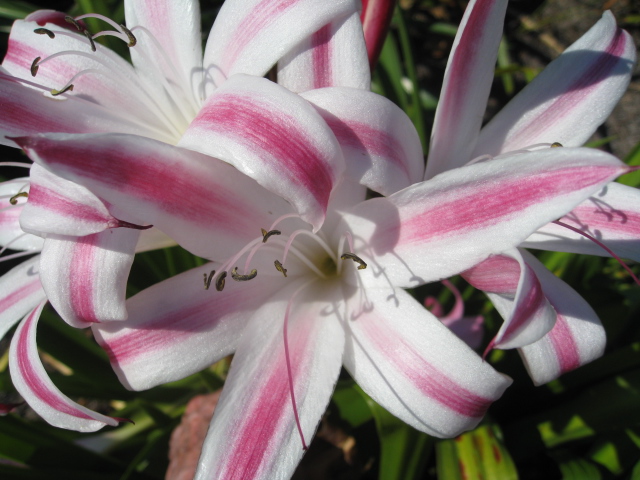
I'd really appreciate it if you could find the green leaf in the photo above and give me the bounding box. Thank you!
[556,458,602,480]
[331,380,373,428]
[618,140,640,187]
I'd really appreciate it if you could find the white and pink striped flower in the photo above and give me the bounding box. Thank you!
[427,0,638,384]
[0,0,371,432]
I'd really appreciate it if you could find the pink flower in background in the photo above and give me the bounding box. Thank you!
[426,0,637,384]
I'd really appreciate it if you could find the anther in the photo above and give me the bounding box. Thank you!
[83,30,97,52]
[274,260,288,277]
[215,271,227,291]
[114,219,153,230]
[34,28,55,39]
[551,142,563,148]
[119,24,137,47]
[9,192,28,205]
[341,253,367,270]
[204,270,215,290]
[30,57,41,77]
[51,84,74,96]
[231,267,258,281]
[261,228,281,243]
[65,16,84,31]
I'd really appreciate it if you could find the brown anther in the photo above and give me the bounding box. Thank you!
[274,260,288,278]
[83,29,97,52]
[51,84,75,96]
[231,267,258,282]
[204,270,215,290]
[120,24,137,47]
[30,57,41,77]
[215,271,227,291]
[341,253,367,270]
[115,218,153,230]
[261,228,281,243]
[34,28,55,39]
[551,142,563,148]
[64,16,83,31]
[9,192,28,205]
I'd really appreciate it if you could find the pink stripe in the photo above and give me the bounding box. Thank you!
[396,166,619,246]
[194,94,332,209]
[325,117,411,178]
[311,25,333,89]
[0,205,22,228]
[28,184,114,226]
[221,324,312,478]
[562,201,640,237]
[0,279,41,313]
[15,306,94,419]
[547,313,581,374]
[364,315,493,418]
[69,234,100,324]
[463,255,519,293]
[221,0,297,74]
[505,28,628,147]
[500,265,546,338]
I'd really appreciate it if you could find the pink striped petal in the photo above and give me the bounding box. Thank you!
[0,177,44,252]
[202,0,357,92]
[278,11,370,93]
[39,229,139,328]
[15,133,292,260]
[0,72,161,147]
[475,11,636,156]
[0,256,46,340]
[3,20,168,135]
[179,74,344,231]
[360,0,396,70]
[9,302,120,432]
[462,249,556,350]
[341,148,628,288]
[523,182,640,262]
[195,282,345,480]
[343,286,511,437]
[93,262,288,391]
[518,251,604,385]
[301,87,424,195]
[125,0,203,108]
[20,164,125,237]
[425,0,508,179]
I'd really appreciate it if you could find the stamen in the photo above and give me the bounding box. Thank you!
[341,253,367,270]
[114,219,153,230]
[65,15,84,31]
[119,24,137,47]
[274,260,288,277]
[231,267,257,281]
[215,271,227,291]
[204,270,215,290]
[0,250,38,263]
[34,28,55,39]
[83,30,97,52]
[282,229,336,266]
[261,228,281,243]
[50,84,74,96]
[551,142,563,148]
[553,220,640,286]
[30,57,41,77]
[9,192,28,205]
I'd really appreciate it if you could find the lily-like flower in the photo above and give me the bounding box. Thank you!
[0,0,371,431]
[426,0,637,383]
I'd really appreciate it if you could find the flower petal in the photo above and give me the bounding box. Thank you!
[39,229,139,328]
[301,87,424,195]
[9,302,119,432]
[360,0,396,69]
[343,286,511,438]
[341,148,628,288]
[15,132,292,260]
[0,256,46,340]
[278,11,370,93]
[475,11,636,156]
[462,249,556,350]
[425,0,508,179]
[195,281,345,479]
[179,74,344,231]
[0,177,43,251]
[135,228,176,253]
[201,0,357,92]
[20,164,123,237]
[523,182,640,262]
[125,0,203,109]
[518,251,605,385]
[93,262,291,391]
